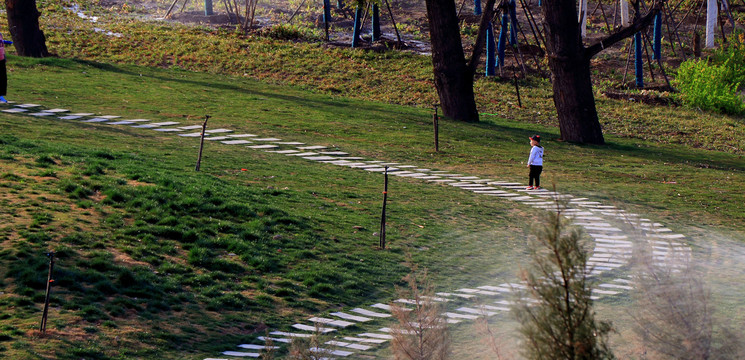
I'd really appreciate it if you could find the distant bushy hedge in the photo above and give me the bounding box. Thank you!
[675,34,745,115]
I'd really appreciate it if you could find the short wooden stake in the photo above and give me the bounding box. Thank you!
[195,115,211,171]
[40,251,55,334]
[433,105,439,152]
[379,166,389,249]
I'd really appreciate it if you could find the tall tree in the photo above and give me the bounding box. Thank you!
[542,0,660,144]
[4,0,49,58]
[424,0,496,122]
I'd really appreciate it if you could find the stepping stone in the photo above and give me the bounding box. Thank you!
[179,132,205,137]
[352,164,387,169]
[599,283,633,290]
[221,140,253,145]
[414,176,442,180]
[449,182,476,187]
[359,333,393,340]
[436,174,462,177]
[253,138,282,141]
[342,337,387,344]
[257,336,291,343]
[107,120,138,125]
[319,151,348,155]
[304,156,338,161]
[69,113,95,116]
[59,115,86,120]
[308,317,355,328]
[350,304,392,317]
[325,341,372,351]
[456,288,500,296]
[395,173,429,177]
[436,292,476,299]
[329,312,372,323]
[81,117,111,122]
[221,351,259,357]
[470,179,494,183]
[473,190,508,194]
[153,128,184,132]
[291,324,336,333]
[480,305,510,311]
[456,307,497,316]
[178,125,204,130]
[204,129,233,133]
[452,176,481,180]
[98,115,121,119]
[647,234,685,239]
[274,141,304,145]
[508,196,542,201]
[478,285,512,293]
[268,150,301,154]
[297,145,327,150]
[395,165,417,168]
[420,296,450,302]
[238,344,280,350]
[428,179,457,183]
[286,152,318,156]
[248,145,279,149]
[132,124,162,128]
[462,186,497,191]
[269,331,313,338]
[485,193,521,197]
[205,136,231,140]
[309,347,354,357]
[394,299,418,305]
[45,108,69,113]
[364,167,399,172]
[29,112,56,116]
[228,134,258,138]
[337,157,365,160]
[16,103,41,108]
[444,312,479,320]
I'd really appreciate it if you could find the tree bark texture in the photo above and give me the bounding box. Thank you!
[5,0,50,58]
[425,0,479,122]
[542,0,604,144]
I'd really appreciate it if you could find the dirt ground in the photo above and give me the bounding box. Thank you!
[99,0,744,94]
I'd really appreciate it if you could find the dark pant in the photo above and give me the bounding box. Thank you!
[529,165,543,187]
[0,60,6,96]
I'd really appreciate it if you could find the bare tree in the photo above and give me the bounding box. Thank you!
[288,325,333,360]
[514,200,615,360]
[541,0,661,144]
[630,238,745,360]
[424,0,497,122]
[391,261,450,360]
[4,0,50,57]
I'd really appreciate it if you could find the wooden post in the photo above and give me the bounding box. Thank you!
[379,166,389,249]
[195,115,210,171]
[40,251,55,334]
[433,105,439,152]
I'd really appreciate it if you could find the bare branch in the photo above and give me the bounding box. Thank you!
[584,0,662,59]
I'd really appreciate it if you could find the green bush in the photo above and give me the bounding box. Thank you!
[675,36,745,115]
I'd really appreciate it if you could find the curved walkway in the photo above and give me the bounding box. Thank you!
[3,103,692,359]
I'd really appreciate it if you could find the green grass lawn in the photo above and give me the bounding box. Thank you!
[1,56,742,359]
[0,2,743,357]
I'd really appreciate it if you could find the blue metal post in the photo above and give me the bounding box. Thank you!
[338,0,344,9]
[497,13,509,68]
[486,22,496,76]
[635,32,644,88]
[204,0,213,15]
[372,3,381,41]
[653,13,662,60]
[323,0,332,24]
[352,6,363,47]
[509,0,517,45]
[474,0,482,15]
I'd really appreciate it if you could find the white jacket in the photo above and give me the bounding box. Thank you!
[528,145,544,166]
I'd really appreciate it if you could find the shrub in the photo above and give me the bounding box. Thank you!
[675,35,745,115]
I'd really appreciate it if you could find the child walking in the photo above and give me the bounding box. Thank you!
[526,135,543,190]
[0,32,13,103]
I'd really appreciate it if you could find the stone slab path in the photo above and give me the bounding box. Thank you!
[3,103,694,360]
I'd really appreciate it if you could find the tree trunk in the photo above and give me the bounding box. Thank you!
[425,0,479,122]
[5,0,49,58]
[542,0,604,144]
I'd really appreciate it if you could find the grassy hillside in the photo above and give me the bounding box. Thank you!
[1,56,743,359]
